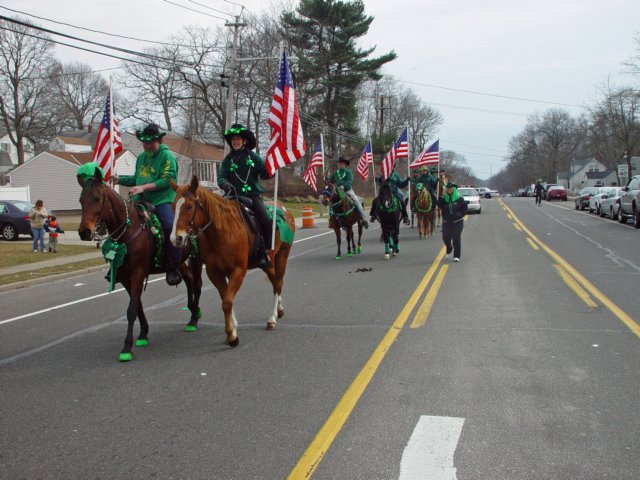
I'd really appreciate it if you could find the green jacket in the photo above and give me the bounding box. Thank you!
[328,167,353,191]
[415,172,438,192]
[119,144,178,206]
[218,149,268,197]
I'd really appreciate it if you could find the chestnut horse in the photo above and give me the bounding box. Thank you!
[170,176,295,346]
[410,183,435,238]
[77,168,204,362]
[321,182,363,260]
[375,178,402,260]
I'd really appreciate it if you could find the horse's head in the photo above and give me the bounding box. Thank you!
[321,181,337,206]
[378,177,394,204]
[77,167,107,241]
[171,175,205,248]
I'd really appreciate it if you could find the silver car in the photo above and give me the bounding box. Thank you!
[458,187,481,213]
[598,187,623,219]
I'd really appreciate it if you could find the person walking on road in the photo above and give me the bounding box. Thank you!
[437,182,468,262]
[534,180,544,206]
[29,199,48,253]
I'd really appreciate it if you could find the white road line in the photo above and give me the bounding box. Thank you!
[399,415,465,480]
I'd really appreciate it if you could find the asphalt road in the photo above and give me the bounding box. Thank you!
[1,198,638,479]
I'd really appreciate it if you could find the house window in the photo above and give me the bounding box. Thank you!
[588,165,599,172]
[198,161,213,182]
[0,143,9,152]
[23,143,33,153]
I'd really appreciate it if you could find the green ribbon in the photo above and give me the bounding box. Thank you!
[102,239,127,292]
[266,205,295,244]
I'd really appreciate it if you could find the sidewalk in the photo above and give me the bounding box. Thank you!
[0,212,329,290]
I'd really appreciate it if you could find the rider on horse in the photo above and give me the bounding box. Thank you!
[371,167,410,224]
[415,166,439,205]
[218,123,273,270]
[327,157,368,229]
[111,123,183,286]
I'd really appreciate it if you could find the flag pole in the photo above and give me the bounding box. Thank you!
[319,132,325,217]
[108,78,115,185]
[270,43,285,251]
[370,138,377,197]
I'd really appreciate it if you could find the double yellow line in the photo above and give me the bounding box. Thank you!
[288,247,448,479]
[501,200,640,337]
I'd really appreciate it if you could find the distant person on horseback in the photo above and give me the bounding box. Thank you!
[437,182,468,262]
[415,166,439,205]
[218,123,273,269]
[111,123,182,286]
[371,167,410,224]
[328,156,368,228]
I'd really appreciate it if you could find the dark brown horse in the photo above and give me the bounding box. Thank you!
[77,168,204,362]
[410,182,435,239]
[321,182,363,260]
[375,177,402,260]
[170,176,295,345]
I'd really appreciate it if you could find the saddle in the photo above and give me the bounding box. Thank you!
[226,194,267,265]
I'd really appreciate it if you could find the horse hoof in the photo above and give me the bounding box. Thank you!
[357,247,362,254]
[119,352,133,362]
[184,325,198,332]
[135,339,149,347]
[393,252,398,256]
[228,336,239,347]
[197,308,203,319]
[335,256,341,260]
[347,252,353,257]
[266,321,277,330]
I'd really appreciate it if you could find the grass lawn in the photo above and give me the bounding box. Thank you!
[0,258,104,286]
[0,242,99,269]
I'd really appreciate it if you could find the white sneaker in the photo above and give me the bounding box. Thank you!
[453,257,460,262]
[445,252,452,260]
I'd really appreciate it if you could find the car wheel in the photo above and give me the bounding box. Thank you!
[485,194,491,199]
[599,205,605,217]
[634,206,640,229]
[477,208,481,214]
[618,208,627,223]
[588,206,594,213]
[1,223,17,241]
[562,197,567,201]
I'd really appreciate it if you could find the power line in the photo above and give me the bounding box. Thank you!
[187,0,234,17]
[163,0,229,21]
[401,79,585,109]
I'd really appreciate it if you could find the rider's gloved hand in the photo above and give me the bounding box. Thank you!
[221,183,233,195]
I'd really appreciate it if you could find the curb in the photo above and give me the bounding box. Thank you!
[0,264,107,293]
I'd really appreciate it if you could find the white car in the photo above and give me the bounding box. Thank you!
[598,187,623,219]
[477,187,499,198]
[588,187,618,215]
[458,187,481,213]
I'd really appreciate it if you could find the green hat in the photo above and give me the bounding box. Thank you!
[430,167,438,173]
[136,123,166,143]
[445,182,457,189]
[76,163,105,182]
[223,123,256,150]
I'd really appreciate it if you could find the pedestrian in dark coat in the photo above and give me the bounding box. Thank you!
[437,182,468,262]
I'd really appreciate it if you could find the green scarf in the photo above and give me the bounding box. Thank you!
[443,187,460,204]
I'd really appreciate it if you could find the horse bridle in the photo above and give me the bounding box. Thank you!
[184,194,213,237]
[86,180,132,243]
[322,185,354,217]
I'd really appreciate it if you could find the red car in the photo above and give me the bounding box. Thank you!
[546,186,568,201]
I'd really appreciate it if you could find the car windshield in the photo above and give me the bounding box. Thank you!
[581,188,598,194]
[458,188,478,196]
[601,188,617,195]
[548,187,564,191]
[11,201,33,212]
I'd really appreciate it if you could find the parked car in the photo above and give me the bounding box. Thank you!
[574,187,599,210]
[599,187,623,219]
[458,187,481,213]
[477,187,499,198]
[0,199,34,241]
[546,186,568,201]
[542,183,560,200]
[588,187,618,215]
[619,175,640,228]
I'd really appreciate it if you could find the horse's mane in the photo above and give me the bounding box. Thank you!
[178,185,242,228]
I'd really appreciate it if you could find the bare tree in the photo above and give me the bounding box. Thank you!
[51,61,108,130]
[0,17,57,164]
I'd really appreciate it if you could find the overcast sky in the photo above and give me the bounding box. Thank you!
[4,0,639,179]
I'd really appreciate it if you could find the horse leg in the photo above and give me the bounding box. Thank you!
[182,258,203,332]
[393,224,400,255]
[334,227,342,260]
[208,267,243,347]
[264,244,290,330]
[346,226,353,257]
[120,277,144,362]
[357,222,363,254]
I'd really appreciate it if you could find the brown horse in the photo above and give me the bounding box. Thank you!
[77,168,204,362]
[170,176,295,345]
[321,182,363,260]
[410,183,435,239]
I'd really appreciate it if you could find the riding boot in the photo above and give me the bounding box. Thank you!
[164,238,183,286]
[256,230,272,270]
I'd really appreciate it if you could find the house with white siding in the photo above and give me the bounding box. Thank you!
[7,150,136,212]
[0,128,36,166]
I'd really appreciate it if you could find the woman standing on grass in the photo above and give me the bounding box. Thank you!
[29,199,48,253]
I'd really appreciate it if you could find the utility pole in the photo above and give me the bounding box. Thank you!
[379,95,385,139]
[224,15,247,155]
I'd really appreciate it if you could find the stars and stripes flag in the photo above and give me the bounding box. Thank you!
[381,127,408,179]
[409,139,440,168]
[265,49,306,176]
[304,138,324,192]
[92,93,122,181]
[356,140,373,180]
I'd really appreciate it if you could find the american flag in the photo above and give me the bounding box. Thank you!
[303,163,318,193]
[381,127,408,179]
[91,94,122,181]
[356,141,373,180]
[265,50,306,176]
[409,140,440,168]
[308,138,324,169]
